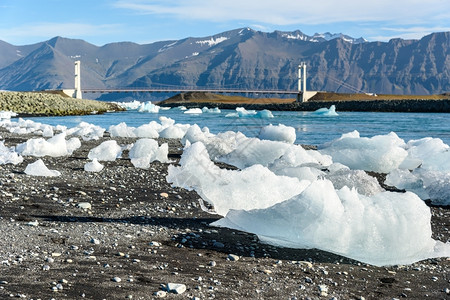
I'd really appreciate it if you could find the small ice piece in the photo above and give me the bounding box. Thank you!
[404,137,450,172]
[87,140,122,161]
[84,158,104,172]
[41,125,54,137]
[113,100,142,110]
[0,141,23,165]
[25,159,61,177]
[225,107,273,118]
[202,107,221,113]
[109,122,137,138]
[159,124,190,139]
[138,101,160,113]
[167,142,310,216]
[128,138,170,169]
[16,132,79,157]
[319,131,408,173]
[259,124,296,144]
[313,105,339,116]
[184,108,203,114]
[134,122,160,138]
[213,179,450,266]
[66,122,105,141]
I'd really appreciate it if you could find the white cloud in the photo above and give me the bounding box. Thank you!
[113,0,450,26]
[0,23,122,45]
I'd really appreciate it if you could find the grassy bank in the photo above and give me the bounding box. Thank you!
[0,91,123,116]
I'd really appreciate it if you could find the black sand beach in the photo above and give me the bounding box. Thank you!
[0,127,449,300]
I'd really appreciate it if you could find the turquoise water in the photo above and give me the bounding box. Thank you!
[27,109,450,146]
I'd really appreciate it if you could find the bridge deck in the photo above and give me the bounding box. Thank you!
[82,88,300,95]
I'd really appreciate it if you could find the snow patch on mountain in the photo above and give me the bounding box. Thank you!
[196,37,228,47]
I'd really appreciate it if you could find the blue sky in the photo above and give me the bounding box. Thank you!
[0,0,449,46]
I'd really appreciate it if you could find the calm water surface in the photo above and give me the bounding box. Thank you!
[27,109,450,146]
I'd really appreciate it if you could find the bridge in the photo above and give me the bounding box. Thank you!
[82,87,300,96]
[63,61,317,102]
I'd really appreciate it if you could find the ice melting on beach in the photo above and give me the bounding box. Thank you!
[168,132,450,266]
[259,124,296,144]
[84,158,104,172]
[0,141,23,165]
[167,142,310,216]
[213,179,448,266]
[25,159,61,177]
[16,133,81,157]
[88,140,123,161]
[129,138,170,169]
[319,131,408,173]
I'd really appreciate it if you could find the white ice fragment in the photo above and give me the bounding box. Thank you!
[0,141,23,165]
[259,124,296,144]
[88,140,122,161]
[109,122,137,138]
[202,107,221,113]
[25,159,61,177]
[16,133,79,157]
[138,101,160,113]
[84,158,104,172]
[319,131,408,173]
[128,138,170,169]
[167,142,309,216]
[159,124,190,139]
[213,179,450,266]
[313,105,339,116]
[184,108,203,114]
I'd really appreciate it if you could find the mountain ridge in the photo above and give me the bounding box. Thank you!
[0,28,448,98]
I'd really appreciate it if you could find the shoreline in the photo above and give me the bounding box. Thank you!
[160,99,450,113]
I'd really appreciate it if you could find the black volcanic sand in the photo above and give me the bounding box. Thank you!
[0,127,449,299]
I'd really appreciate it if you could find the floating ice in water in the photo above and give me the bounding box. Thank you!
[0,141,23,165]
[25,159,61,177]
[138,101,160,113]
[16,133,81,157]
[184,108,203,114]
[213,179,449,266]
[319,131,408,173]
[128,138,170,169]
[313,105,339,116]
[225,107,273,118]
[202,107,221,113]
[88,140,123,161]
[259,124,296,144]
[84,158,104,172]
[167,142,310,216]
[113,100,142,110]
[176,106,187,110]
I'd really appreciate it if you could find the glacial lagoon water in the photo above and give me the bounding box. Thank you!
[27,108,450,146]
